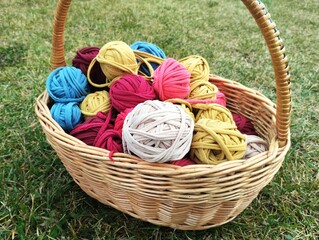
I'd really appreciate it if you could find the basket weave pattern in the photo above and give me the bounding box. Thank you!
[35,0,291,230]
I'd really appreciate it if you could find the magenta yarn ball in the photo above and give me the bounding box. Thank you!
[109,74,156,112]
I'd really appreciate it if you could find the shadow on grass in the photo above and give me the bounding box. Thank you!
[0,44,27,68]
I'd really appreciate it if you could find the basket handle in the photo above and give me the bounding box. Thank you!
[51,0,291,147]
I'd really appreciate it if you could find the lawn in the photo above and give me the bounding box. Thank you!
[0,0,318,239]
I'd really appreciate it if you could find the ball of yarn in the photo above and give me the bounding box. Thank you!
[72,46,100,76]
[46,66,90,103]
[70,112,109,146]
[153,58,191,101]
[194,103,234,123]
[190,119,246,164]
[114,107,133,136]
[87,41,138,88]
[80,90,111,119]
[50,102,82,132]
[93,129,123,152]
[170,158,195,166]
[70,111,123,152]
[131,41,166,59]
[243,135,268,159]
[232,113,256,135]
[122,100,194,163]
[188,81,218,100]
[131,41,166,76]
[109,74,156,112]
[179,55,210,83]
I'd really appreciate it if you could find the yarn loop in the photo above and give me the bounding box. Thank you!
[185,91,227,107]
[131,41,166,77]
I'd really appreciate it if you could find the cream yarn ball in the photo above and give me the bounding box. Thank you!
[122,100,194,163]
[243,135,269,159]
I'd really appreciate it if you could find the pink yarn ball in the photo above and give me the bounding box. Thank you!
[153,58,190,100]
[170,158,195,166]
[109,74,156,112]
[232,113,256,135]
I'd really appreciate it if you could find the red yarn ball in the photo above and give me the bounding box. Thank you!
[72,46,107,91]
[109,74,156,112]
[94,129,123,152]
[153,58,190,100]
[72,47,100,75]
[114,108,133,136]
[170,158,195,166]
[232,113,256,135]
[70,110,123,152]
[70,112,107,146]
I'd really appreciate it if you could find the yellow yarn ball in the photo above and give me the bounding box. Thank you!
[179,55,210,83]
[194,103,234,123]
[166,98,195,120]
[190,119,246,164]
[189,81,218,100]
[80,90,111,119]
[88,41,138,87]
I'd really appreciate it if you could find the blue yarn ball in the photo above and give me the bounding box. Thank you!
[46,66,90,103]
[50,102,83,132]
[130,41,166,76]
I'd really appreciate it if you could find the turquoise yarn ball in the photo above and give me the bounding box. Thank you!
[50,102,83,132]
[46,66,90,103]
[130,41,166,76]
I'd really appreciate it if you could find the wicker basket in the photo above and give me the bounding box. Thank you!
[35,0,291,230]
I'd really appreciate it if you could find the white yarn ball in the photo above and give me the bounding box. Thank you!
[243,135,268,159]
[122,100,194,163]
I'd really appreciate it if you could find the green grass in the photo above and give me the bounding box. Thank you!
[1,0,318,239]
